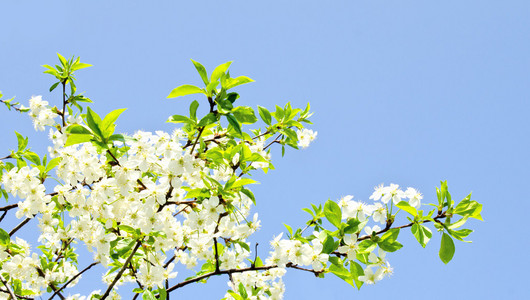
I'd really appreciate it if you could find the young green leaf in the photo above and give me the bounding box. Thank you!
[142,290,156,300]
[232,106,257,124]
[0,228,10,246]
[210,61,232,83]
[226,114,242,135]
[65,134,93,147]
[101,108,127,138]
[411,223,432,248]
[439,233,455,264]
[324,200,342,228]
[257,106,272,125]
[224,76,254,90]
[167,85,205,98]
[168,115,195,124]
[396,201,418,217]
[191,59,209,86]
[189,100,199,120]
[85,107,104,139]
[198,113,218,127]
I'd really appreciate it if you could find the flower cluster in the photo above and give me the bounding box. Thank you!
[369,184,423,209]
[28,95,58,131]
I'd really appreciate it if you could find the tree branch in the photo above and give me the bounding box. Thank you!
[49,262,100,300]
[100,240,142,300]
[9,217,32,236]
[0,273,17,300]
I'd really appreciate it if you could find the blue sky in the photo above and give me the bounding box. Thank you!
[1,1,528,299]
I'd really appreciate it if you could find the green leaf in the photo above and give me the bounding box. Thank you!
[57,53,67,66]
[0,228,10,246]
[198,113,218,127]
[343,218,365,234]
[49,82,60,92]
[350,261,365,290]
[45,157,61,173]
[65,134,93,147]
[210,61,232,83]
[322,234,336,254]
[439,233,455,264]
[454,194,483,221]
[226,92,239,103]
[217,99,234,114]
[189,100,199,120]
[232,106,257,124]
[85,107,104,139]
[168,115,195,124]
[101,108,127,138]
[357,240,377,254]
[411,223,432,248]
[23,152,40,166]
[448,228,473,242]
[257,106,272,125]
[231,178,258,189]
[71,62,92,71]
[15,131,28,151]
[227,290,244,300]
[226,114,242,135]
[67,124,92,135]
[240,188,256,205]
[324,200,342,228]
[238,283,248,299]
[378,228,403,252]
[156,287,167,300]
[329,264,354,287]
[396,201,418,217]
[224,76,254,90]
[142,290,156,300]
[190,59,209,86]
[167,85,205,98]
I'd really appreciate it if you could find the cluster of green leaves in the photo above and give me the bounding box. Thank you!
[227,282,269,300]
[43,53,93,112]
[167,60,255,138]
[64,107,127,151]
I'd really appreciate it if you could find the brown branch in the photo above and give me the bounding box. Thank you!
[0,204,18,212]
[166,265,278,293]
[100,240,142,300]
[213,212,228,272]
[9,217,32,236]
[263,134,282,151]
[49,262,100,300]
[189,126,205,155]
[106,150,121,167]
[61,82,66,127]
[0,273,18,300]
[165,262,319,293]
[356,211,446,242]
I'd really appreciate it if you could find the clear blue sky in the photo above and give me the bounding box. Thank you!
[1,1,528,299]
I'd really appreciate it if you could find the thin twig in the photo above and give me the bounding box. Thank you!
[49,262,100,300]
[9,217,31,235]
[0,204,18,212]
[100,240,142,300]
[189,126,205,154]
[0,273,17,300]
